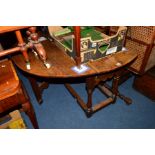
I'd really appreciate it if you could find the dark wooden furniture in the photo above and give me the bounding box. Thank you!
[0,59,39,128]
[0,26,30,65]
[110,26,155,75]
[110,26,155,100]
[133,66,155,101]
[12,39,137,117]
[125,27,155,100]
[126,26,155,75]
[0,26,49,69]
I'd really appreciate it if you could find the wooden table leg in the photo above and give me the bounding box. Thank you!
[15,30,30,70]
[85,77,95,117]
[65,75,116,117]
[27,76,49,104]
[22,101,39,129]
[111,75,119,103]
[65,71,132,117]
[28,76,43,104]
[19,82,39,129]
[112,73,132,105]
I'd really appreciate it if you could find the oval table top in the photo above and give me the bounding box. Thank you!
[12,40,137,78]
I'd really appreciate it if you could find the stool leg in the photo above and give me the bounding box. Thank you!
[15,30,30,70]
[22,101,39,129]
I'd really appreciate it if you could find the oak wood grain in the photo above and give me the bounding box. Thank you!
[12,40,137,78]
[0,26,29,34]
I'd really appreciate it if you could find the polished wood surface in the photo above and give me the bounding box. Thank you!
[12,40,137,116]
[0,26,49,69]
[0,26,29,34]
[0,26,30,66]
[0,59,39,128]
[12,40,137,78]
[74,26,81,66]
[0,59,19,100]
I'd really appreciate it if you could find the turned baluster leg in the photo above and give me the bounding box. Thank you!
[86,78,95,117]
[112,74,132,105]
[73,26,81,67]
[15,30,30,70]
[22,101,39,129]
[112,75,120,98]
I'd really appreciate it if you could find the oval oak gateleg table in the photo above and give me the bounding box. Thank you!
[12,40,137,117]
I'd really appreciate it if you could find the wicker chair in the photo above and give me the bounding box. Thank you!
[110,26,155,75]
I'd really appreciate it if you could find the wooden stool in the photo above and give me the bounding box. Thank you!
[0,59,39,129]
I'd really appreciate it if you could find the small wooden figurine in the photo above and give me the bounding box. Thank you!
[26,27,51,68]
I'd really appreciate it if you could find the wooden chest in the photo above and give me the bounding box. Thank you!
[133,67,155,100]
